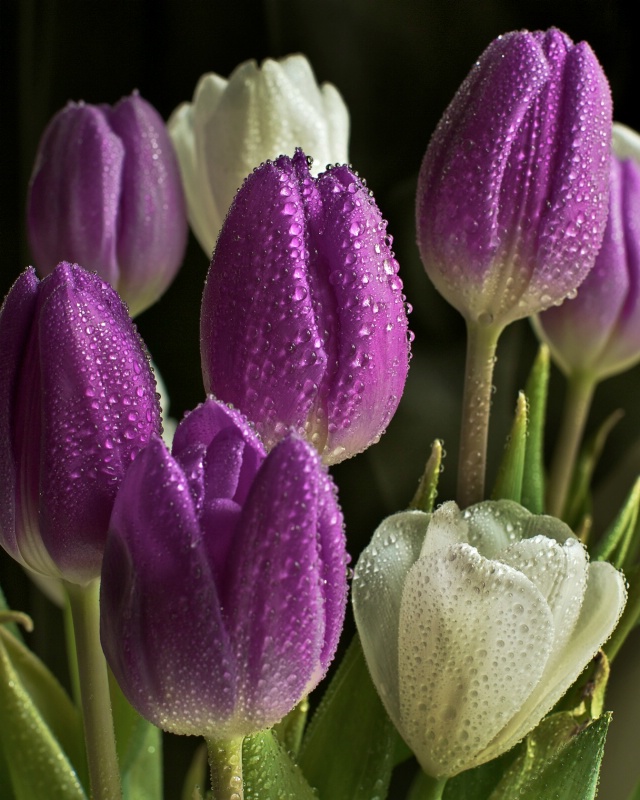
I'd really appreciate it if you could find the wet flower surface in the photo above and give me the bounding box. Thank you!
[200,149,410,465]
[100,398,348,739]
[416,28,612,328]
[535,124,640,381]
[169,54,349,255]
[353,500,626,778]
[27,93,187,316]
[0,263,161,585]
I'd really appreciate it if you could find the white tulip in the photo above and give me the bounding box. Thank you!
[168,54,350,255]
[352,500,627,779]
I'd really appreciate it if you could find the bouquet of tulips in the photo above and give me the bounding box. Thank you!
[2,26,640,800]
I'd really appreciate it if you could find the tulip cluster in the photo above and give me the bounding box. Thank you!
[200,149,410,465]
[353,501,626,779]
[100,398,348,739]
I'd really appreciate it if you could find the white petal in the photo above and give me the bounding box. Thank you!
[419,501,468,560]
[499,535,588,655]
[398,543,554,778]
[352,511,429,730]
[487,559,627,758]
[320,83,350,166]
[613,122,640,164]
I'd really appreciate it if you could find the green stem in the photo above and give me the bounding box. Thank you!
[420,774,448,800]
[206,736,244,800]
[65,580,122,800]
[546,373,596,519]
[457,320,503,508]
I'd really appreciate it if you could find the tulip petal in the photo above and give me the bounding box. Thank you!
[101,437,236,736]
[499,535,588,655]
[352,511,429,728]
[35,264,161,583]
[398,542,554,778]
[226,437,333,733]
[27,105,123,286]
[107,94,188,316]
[314,165,410,462]
[0,269,42,569]
[489,559,626,758]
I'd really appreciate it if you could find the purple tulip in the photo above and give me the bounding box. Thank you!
[535,125,640,381]
[200,149,410,465]
[27,93,188,317]
[100,397,348,738]
[0,263,162,585]
[416,28,612,329]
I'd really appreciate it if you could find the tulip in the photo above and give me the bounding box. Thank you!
[27,93,188,317]
[353,500,626,779]
[535,124,640,382]
[200,149,410,465]
[415,28,612,507]
[168,54,350,255]
[0,263,162,585]
[416,27,612,329]
[100,397,348,740]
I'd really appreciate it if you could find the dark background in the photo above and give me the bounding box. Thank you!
[2,1,640,796]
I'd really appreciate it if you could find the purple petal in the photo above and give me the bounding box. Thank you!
[314,164,409,461]
[34,263,161,583]
[101,437,236,736]
[27,104,124,287]
[107,93,188,314]
[172,397,265,505]
[0,269,40,568]
[200,155,328,449]
[226,436,346,729]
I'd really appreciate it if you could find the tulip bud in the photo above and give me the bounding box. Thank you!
[353,500,626,779]
[416,28,612,329]
[27,93,188,317]
[200,149,410,465]
[534,124,640,381]
[168,54,350,255]
[0,263,162,585]
[100,397,348,739]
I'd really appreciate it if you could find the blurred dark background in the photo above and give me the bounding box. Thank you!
[1,1,640,796]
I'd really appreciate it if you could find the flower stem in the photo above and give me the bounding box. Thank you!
[65,580,122,800]
[419,774,448,800]
[206,736,244,800]
[546,372,596,519]
[457,319,502,508]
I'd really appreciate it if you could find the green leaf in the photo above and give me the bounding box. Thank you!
[489,713,610,800]
[0,584,23,642]
[243,730,316,800]
[109,670,163,800]
[628,775,640,800]
[564,410,624,533]
[299,635,398,799]
[410,439,444,513]
[273,697,309,757]
[491,392,527,503]
[591,477,640,567]
[440,749,519,800]
[181,744,207,800]
[0,624,87,788]
[521,344,549,514]
[0,618,87,799]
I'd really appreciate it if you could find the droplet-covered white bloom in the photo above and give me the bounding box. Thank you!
[168,54,349,255]
[353,500,626,779]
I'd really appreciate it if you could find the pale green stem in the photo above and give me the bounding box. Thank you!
[206,736,244,800]
[457,320,503,508]
[546,372,596,519]
[420,774,448,800]
[65,580,122,800]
